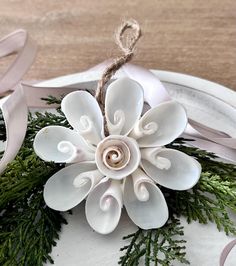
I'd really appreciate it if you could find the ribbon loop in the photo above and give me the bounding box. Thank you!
[0,29,37,173]
[0,29,37,94]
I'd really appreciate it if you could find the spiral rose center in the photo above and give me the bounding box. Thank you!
[102,142,130,170]
[95,135,140,180]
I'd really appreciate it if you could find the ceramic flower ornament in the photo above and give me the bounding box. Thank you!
[34,77,201,234]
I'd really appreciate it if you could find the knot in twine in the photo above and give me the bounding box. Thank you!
[95,19,142,136]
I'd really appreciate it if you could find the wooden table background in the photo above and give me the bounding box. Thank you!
[0,0,235,91]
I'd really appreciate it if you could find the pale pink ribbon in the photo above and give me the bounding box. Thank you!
[220,239,236,266]
[0,29,36,173]
[0,30,235,265]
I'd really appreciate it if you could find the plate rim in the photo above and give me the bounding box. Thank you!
[37,68,236,108]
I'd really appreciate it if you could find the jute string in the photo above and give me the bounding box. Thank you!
[95,19,142,136]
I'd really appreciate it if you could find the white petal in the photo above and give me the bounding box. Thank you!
[141,148,201,190]
[129,101,187,147]
[34,126,95,163]
[124,168,169,229]
[141,147,171,170]
[85,179,122,234]
[61,91,104,145]
[44,163,102,211]
[105,77,144,135]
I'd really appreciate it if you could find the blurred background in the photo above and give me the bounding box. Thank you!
[0,0,235,90]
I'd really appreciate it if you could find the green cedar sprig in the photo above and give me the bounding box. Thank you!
[166,139,236,234]
[0,108,67,265]
[119,217,189,266]
[0,190,67,266]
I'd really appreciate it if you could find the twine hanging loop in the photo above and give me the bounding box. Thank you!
[95,19,142,136]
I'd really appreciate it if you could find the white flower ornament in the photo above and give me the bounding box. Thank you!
[34,77,201,234]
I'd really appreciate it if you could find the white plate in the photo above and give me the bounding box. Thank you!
[42,69,236,266]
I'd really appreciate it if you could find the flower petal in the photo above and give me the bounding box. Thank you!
[141,148,201,190]
[34,126,95,163]
[61,91,104,145]
[44,162,102,211]
[124,168,169,229]
[129,101,187,147]
[85,179,122,234]
[105,77,144,135]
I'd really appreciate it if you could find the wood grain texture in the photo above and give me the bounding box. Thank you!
[0,0,235,90]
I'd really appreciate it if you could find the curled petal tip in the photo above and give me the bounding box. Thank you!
[34,126,95,163]
[105,77,144,135]
[142,148,201,190]
[136,183,150,202]
[85,179,123,234]
[61,91,104,145]
[131,101,187,147]
[43,163,99,211]
[141,148,171,170]
[124,169,169,229]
